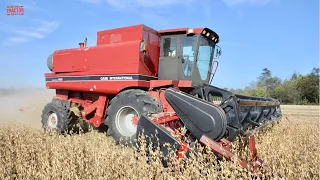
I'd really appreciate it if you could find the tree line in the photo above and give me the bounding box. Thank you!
[225,67,319,105]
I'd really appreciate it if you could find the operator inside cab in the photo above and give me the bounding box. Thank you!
[181,36,197,77]
[162,35,197,77]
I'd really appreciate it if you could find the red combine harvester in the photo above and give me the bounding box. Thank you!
[43,24,282,176]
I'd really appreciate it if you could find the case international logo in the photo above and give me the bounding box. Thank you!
[6,5,24,16]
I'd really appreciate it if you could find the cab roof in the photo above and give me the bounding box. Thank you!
[158,27,204,35]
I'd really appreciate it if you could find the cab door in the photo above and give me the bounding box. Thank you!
[158,35,183,80]
[180,35,198,80]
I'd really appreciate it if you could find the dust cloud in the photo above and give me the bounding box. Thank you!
[0,88,55,130]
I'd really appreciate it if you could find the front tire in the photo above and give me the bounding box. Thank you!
[105,89,160,145]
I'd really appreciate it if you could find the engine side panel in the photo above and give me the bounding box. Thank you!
[52,41,141,74]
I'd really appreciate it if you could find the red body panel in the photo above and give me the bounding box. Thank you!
[46,79,191,95]
[50,24,160,77]
[46,81,151,94]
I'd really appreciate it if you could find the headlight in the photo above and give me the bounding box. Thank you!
[187,28,194,34]
[201,28,220,44]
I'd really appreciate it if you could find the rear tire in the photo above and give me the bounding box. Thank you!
[105,89,160,145]
[41,100,74,134]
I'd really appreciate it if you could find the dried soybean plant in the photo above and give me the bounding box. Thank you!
[0,111,319,180]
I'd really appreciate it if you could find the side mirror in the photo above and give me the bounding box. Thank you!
[213,45,221,59]
[140,41,148,52]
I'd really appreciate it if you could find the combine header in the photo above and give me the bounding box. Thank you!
[42,24,282,176]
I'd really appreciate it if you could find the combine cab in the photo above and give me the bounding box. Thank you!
[42,24,282,176]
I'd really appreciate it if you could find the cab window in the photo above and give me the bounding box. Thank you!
[181,36,197,77]
[162,37,177,57]
[197,37,214,80]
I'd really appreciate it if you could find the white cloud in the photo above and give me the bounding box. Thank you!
[106,0,194,9]
[79,0,103,4]
[1,1,58,46]
[13,30,45,39]
[12,1,44,12]
[7,37,30,44]
[81,0,195,17]
[2,20,59,46]
[102,0,196,23]
[32,20,60,34]
[223,0,273,6]
[79,0,198,26]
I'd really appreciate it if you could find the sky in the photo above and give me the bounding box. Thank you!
[0,0,319,89]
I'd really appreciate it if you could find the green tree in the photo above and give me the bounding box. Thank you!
[255,68,282,98]
[227,66,319,105]
[258,68,272,84]
[268,76,282,98]
[296,68,319,104]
